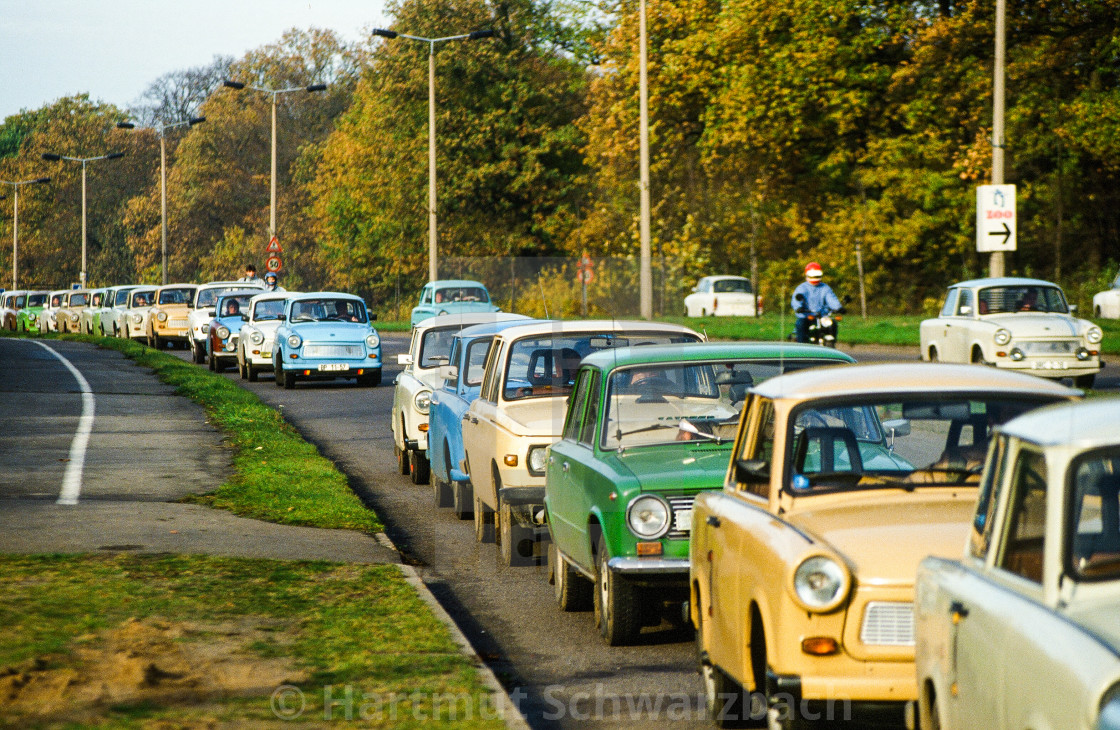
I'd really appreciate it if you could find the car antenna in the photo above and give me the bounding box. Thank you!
[538,275,550,320]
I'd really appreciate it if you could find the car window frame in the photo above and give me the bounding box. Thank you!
[940,288,960,317]
[994,445,1049,585]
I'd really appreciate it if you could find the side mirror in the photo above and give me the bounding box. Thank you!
[397,353,414,366]
[1069,304,1078,313]
[882,418,911,437]
[440,364,459,382]
[958,305,972,316]
[734,458,769,485]
[276,313,286,321]
[240,314,248,321]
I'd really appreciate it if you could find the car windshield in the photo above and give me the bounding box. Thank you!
[289,298,367,323]
[69,293,88,306]
[434,286,489,304]
[785,396,1064,492]
[131,292,153,307]
[50,294,64,307]
[196,287,245,308]
[712,279,752,294]
[216,295,255,318]
[977,285,1068,314]
[504,331,701,401]
[420,327,459,368]
[252,299,285,321]
[158,287,194,305]
[114,289,133,306]
[1069,448,1120,581]
[27,293,48,307]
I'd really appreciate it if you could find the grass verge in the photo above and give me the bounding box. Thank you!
[0,553,505,728]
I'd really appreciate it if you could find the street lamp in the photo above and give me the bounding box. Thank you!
[117,116,206,284]
[638,0,652,319]
[221,80,326,247]
[0,176,51,289]
[371,27,495,283]
[41,151,124,288]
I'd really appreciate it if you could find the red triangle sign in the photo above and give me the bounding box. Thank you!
[266,237,283,253]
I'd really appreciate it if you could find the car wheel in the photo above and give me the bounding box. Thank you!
[282,368,296,389]
[549,542,592,612]
[452,478,473,520]
[433,477,453,508]
[395,433,410,476]
[208,351,217,371]
[274,354,285,388]
[237,355,246,379]
[153,333,163,350]
[594,534,641,645]
[1075,373,1096,389]
[1096,305,1103,318]
[473,494,495,543]
[971,346,986,365]
[409,449,430,485]
[499,498,535,567]
[697,610,758,728]
[357,371,379,387]
[192,340,205,364]
[247,362,258,382]
[929,346,938,362]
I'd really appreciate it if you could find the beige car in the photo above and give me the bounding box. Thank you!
[56,289,91,333]
[145,283,198,349]
[38,289,69,333]
[461,320,703,566]
[118,286,158,342]
[689,363,1077,728]
[915,399,1120,730]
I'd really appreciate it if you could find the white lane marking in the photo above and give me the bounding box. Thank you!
[30,341,95,505]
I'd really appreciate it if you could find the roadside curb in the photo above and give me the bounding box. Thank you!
[376,533,532,730]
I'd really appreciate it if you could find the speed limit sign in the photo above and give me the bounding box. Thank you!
[265,256,283,273]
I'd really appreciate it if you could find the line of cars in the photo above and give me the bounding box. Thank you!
[392,276,1117,728]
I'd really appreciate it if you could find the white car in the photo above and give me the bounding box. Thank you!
[914,399,1120,730]
[78,288,108,334]
[237,291,293,382]
[391,312,530,485]
[104,285,139,337]
[1093,271,1120,318]
[683,275,760,317]
[187,281,266,364]
[460,320,703,566]
[117,286,158,341]
[0,290,25,330]
[920,277,1103,388]
[38,289,70,333]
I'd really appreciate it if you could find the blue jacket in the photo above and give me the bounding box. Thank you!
[792,281,842,318]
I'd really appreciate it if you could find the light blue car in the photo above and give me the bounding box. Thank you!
[427,318,539,518]
[272,292,382,389]
[410,279,501,326]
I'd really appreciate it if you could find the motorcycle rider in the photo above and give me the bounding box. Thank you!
[792,262,843,343]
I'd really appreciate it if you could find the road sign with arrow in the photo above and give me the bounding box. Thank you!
[976,184,1016,253]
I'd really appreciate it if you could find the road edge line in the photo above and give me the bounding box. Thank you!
[29,340,95,505]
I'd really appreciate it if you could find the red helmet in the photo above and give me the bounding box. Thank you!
[804,262,823,281]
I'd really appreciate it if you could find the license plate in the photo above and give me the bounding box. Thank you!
[674,510,692,532]
[1031,361,1068,371]
[318,363,350,372]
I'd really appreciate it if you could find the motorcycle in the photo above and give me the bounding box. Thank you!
[790,293,848,348]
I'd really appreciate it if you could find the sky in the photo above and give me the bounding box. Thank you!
[0,0,391,121]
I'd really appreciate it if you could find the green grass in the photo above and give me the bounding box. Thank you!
[0,554,505,728]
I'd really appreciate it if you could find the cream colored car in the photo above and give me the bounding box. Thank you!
[689,363,1077,728]
[915,399,1120,730]
[38,289,69,333]
[56,288,91,333]
[461,320,703,566]
[145,284,198,349]
[118,286,158,342]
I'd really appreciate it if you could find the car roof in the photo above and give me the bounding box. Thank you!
[248,291,293,303]
[702,275,749,281]
[950,277,1062,289]
[427,279,487,288]
[492,320,701,340]
[200,280,262,289]
[156,283,197,290]
[413,312,530,332]
[454,318,542,340]
[285,291,363,301]
[998,399,1120,449]
[215,289,266,302]
[752,362,1079,401]
[581,341,855,370]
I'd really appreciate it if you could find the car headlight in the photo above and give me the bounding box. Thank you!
[201,323,210,333]
[249,331,264,345]
[27,313,36,321]
[216,326,230,340]
[527,445,549,476]
[414,390,432,414]
[791,554,850,613]
[1087,326,1103,344]
[626,494,671,539]
[132,313,143,323]
[157,311,168,322]
[287,334,302,348]
[366,333,380,348]
[69,312,79,322]
[993,328,1012,346]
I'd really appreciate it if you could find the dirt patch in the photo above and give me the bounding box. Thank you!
[0,616,309,727]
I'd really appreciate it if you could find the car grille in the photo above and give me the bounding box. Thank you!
[168,317,188,328]
[1020,340,1077,354]
[303,344,363,359]
[860,601,914,646]
[666,495,695,539]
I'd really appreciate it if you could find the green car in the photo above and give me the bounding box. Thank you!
[544,341,855,645]
[16,290,49,332]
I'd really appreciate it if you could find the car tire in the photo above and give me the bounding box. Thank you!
[274,354,285,388]
[1075,373,1096,389]
[499,498,535,567]
[1096,305,1103,318]
[971,346,986,365]
[247,363,258,382]
[473,494,495,543]
[453,479,473,520]
[153,333,163,350]
[433,477,453,508]
[549,542,592,612]
[697,611,759,728]
[282,368,296,389]
[357,371,379,387]
[208,351,217,371]
[929,346,938,362]
[192,340,205,364]
[408,449,430,485]
[395,437,410,476]
[594,534,641,646]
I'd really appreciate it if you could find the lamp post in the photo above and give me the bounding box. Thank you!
[41,151,124,288]
[117,117,206,284]
[371,27,494,283]
[989,0,1007,278]
[0,176,51,289]
[638,0,652,319]
[221,80,326,247]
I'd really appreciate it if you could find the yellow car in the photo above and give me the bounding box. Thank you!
[145,283,198,349]
[689,363,1077,727]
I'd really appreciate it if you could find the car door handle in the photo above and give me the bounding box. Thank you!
[949,600,969,621]
[562,462,570,472]
[706,515,721,528]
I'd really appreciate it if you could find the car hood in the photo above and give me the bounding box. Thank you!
[608,445,733,493]
[786,493,975,583]
[1063,598,1120,653]
[290,322,372,342]
[430,303,500,315]
[984,313,1084,338]
[492,398,569,437]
